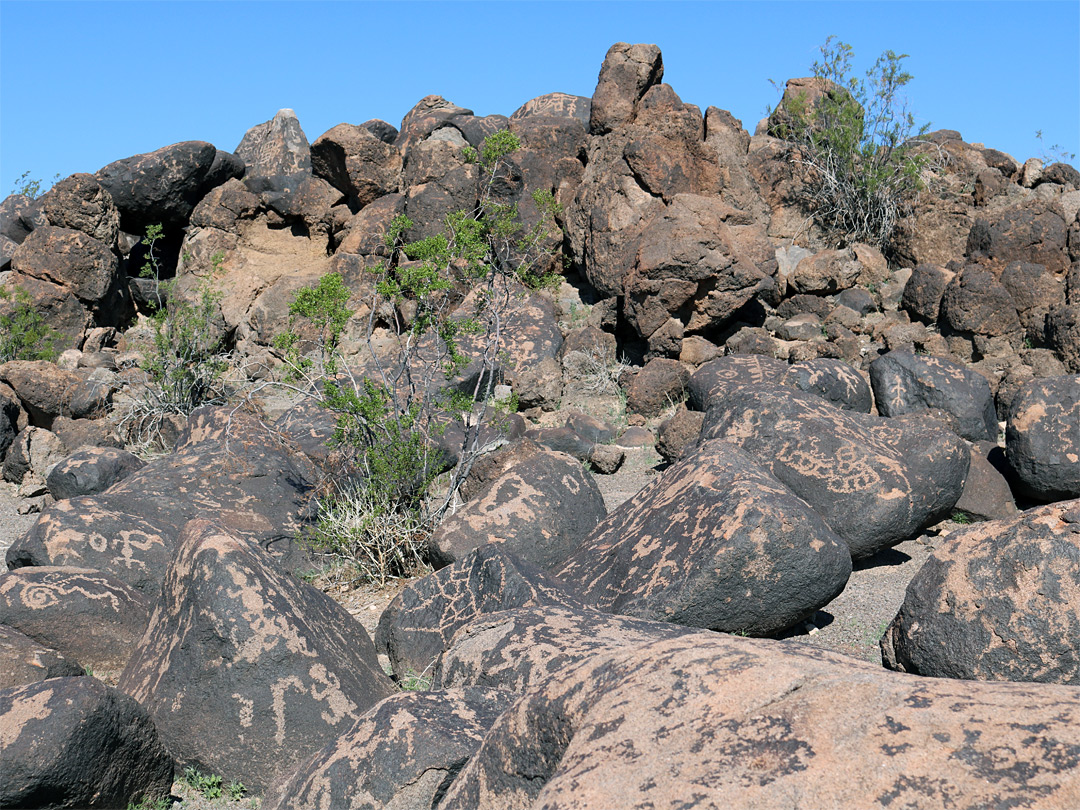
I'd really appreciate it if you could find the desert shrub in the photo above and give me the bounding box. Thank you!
[0,286,60,362]
[10,170,59,200]
[275,130,563,581]
[120,225,233,447]
[770,36,933,250]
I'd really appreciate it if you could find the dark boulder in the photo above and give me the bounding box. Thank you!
[45,446,145,500]
[939,265,1022,340]
[96,140,218,231]
[6,406,315,594]
[783,357,872,412]
[966,202,1070,276]
[882,499,1080,684]
[702,386,970,558]
[0,677,173,810]
[430,447,606,571]
[511,92,592,127]
[375,545,585,682]
[0,360,82,428]
[556,439,851,635]
[655,407,704,462]
[901,262,954,323]
[437,631,1080,810]
[1001,261,1065,346]
[0,193,47,244]
[952,441,1018,522]
[437,605,695,693]
[264,688,513,810]
[38,173,120,245]
[686,354,788,411]
[0,566,151,673]
[235,108,312,180]
[625,357,689,417]
[589,42,664,135]
[118,519,395,794]
[0,625,84,689]
[1047,303,1080,372]
[1005,375,1080,501]
[311,123,402,208]
[870,350,998,441]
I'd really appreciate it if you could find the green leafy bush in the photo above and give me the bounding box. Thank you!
[276,129,563,582]
[0,286,60,363]
[770,36,933,249]
[10,170,59,200]
[183,766,222,799]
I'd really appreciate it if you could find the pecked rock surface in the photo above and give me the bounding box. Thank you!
[556,439,851,635]
[429,445,606,571]
[701,386,970,558]
[0,624,84,689]
[437,630,1080,810]
[882,499,1080,684]
[436,604,695,693]
[118,519,395,794]
[870,350,998,442]
[264,688,513,810]
[686,354,788,411]
[1005,375,1080,501]
[0,676,174,810]
[375,545,585,682]
[783,357,873,412]
[0,566,151,673]
[6,405,314,595]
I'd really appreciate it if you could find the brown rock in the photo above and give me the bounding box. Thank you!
[0,625,84,688]
[39,173,120,245]
[589,42,664,135]
[625,358,689,417]
[311,123,402,208]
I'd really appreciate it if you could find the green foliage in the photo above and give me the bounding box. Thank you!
[139,223,166,311]
[1034,130,1077,166]
[142,279,228,414]
[126,796,171,810]
[0,286,60,362]
[398,667,433,691]
[276,129,564,569]
[771,36,932,249]
[183,766,223,800]
[226,781,247,802]
[950,510,974,525]
[10,170,59,200]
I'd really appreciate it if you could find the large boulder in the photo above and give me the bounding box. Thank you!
[375,545,585,682]
[264,688,514,810]
[38,173,120,245]
[0,360,82,428]
[437,605,695,693]
[588,42,664,135]
[1005,375,1080,501]
[967,200,1071,276]
[701,386,970,558]
[870,350,998,441]
[430,445,606,571]
[6,406,315,595]
[687,354,788,411]
[118,519,395,794]
[311,123,403,208]
[0,625,84,689]
[235,108,312,181]
[0,677,174,809]
[625,193,777,344]
[882,499,1080,684]
[45,446,145,500]
[0,566,151,673]
[556,439,851,635]
[10,225,128,326]
[782,358,873,412]
[901,262,955,323]
[437,631,1080,809]
[95,140,219,231]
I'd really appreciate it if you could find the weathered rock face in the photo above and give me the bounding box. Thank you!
[0,676,174,810]
[0,566,151,673]
[0,625,84,689]
[588,42,664,135]
[701,386,970,558]
[6,406,315,594]
[39,173,121,245]
[783,358,873,412]
[118,519,395,794]
[264,688,514,810]
[882,499,1080,684]
[556,439,851,635]
[1005,375,1080,501]
[311,122,403,209]
[902,263,955,323]
[235,109,311,181]
[1001,260,1066,346]
[952,441,1018,522]
[430,446,606,571]
[437,604,695,693]
[687,354,788,411]
[625,193,777,344]
[95,140,221,231]
[1048,302,1080,372]
[10,225,130,328]
[375,545,585,682]
[870,350,999,441]
[438,631,1080,810]
[967,199,1071,276]
[940,265,1023,341]
[45,446,145,500]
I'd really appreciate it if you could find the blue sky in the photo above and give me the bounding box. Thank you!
[2,1,1078,196]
